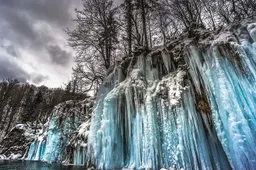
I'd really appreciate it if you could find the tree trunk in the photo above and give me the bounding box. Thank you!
[141,0,148,49]
[126,0,132,57]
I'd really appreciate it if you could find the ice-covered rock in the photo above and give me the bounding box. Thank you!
[67,120,91,165]
[26,99,92,164]
[83,19,256,169]
[8,153,22,160]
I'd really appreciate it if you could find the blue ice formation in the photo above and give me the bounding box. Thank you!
[70,120,91,165]
[26,102,80,163]
[83,22,256,169]
[186,27,256,169]
[73,146,86,165]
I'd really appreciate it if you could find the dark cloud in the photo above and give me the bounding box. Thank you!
[0,55,48,84]
[0,44,18,57]
[0,0,80,49]
[0,7,53,50]
[0,56,28,82]
[0,0,75,26]
[4,9,37,41]
[0,0,79,87]
[47,45,71,66]
[31,74,49,84]
[0,0,121,87]
[5,45,18,57]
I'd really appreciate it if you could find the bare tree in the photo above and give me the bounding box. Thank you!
[67,0,256,94]
[124,0,133,57]
[67,0,118,93]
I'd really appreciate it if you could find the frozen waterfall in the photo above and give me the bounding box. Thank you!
[26,21,256,170]
[26,101,82,163]
[84,22,256,169]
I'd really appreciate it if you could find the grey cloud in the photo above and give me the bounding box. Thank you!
[31,74,49,84]
[0,55,48,84]
[0,7,54,50]
[0,0,132,87]
[0,55,29,83]
[5,45,18,57]
[0,0,121,52]
[47,45,71,66]
[0,0,79,51]
[0,12,39,50]
[0,0,74,27]
[0,44,18,57]
[0,0,78,87]
[4,9,37,42]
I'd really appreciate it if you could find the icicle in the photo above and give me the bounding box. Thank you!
[86,48,231,169]
[186,36,256,169]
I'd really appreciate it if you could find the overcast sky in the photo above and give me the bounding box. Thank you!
[0,0,122,88]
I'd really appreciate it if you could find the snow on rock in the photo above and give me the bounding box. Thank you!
[248,23,256,42]
[8,153,22,160]
[0,123,40,160]
[212,32,237,45]
[0,155,6,160]
[151,69,187,107]
[14,124,38,141]
[77,120,91,141]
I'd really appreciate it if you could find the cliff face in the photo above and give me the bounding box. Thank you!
[82,19,256,169]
